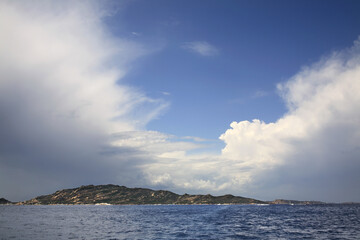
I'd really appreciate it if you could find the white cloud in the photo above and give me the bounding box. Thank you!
[181,136,210,142]
[0,1,165,132]
[162,91,171,96]
[252,90,269,98]
[182,41,219,56]
[0,1,168,200]
[218,39,360,201]
[111,131,202,155]
[131,32,141,36]
[134,38,360,201]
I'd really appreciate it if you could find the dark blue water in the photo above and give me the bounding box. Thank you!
[1,204,359,239]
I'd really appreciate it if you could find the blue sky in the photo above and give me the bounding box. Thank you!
[1,0,360,202]
[109,0,360,140]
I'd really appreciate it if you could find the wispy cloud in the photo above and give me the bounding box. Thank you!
[181,136,210,142]
[131,32,141,36]
[252,90,269,98]
[182,41,219,56]
[162,91,171,96]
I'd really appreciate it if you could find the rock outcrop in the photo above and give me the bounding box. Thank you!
[0,198,12,204]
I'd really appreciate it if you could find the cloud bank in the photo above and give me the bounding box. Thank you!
[182,41,219,56]
[0,0,169,200]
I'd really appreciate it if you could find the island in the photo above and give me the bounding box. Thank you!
[1,184,335,205]
[17,184,266,205]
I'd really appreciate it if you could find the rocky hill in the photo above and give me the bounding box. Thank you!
[18,184,266,205]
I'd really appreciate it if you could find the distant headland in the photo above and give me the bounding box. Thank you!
[0,184,336,205]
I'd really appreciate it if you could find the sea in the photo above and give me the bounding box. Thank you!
[0,204,359,239]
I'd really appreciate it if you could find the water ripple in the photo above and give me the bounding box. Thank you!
[0,204,359,239]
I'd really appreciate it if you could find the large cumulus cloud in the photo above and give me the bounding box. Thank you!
[0,0,169,201]
[219,39,360,202]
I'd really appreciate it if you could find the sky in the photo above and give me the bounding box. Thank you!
[1,0,360,202]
